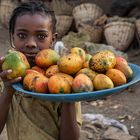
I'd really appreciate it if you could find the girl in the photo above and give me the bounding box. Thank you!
[0,1,82,140]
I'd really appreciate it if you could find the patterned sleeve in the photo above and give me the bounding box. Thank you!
[0,78,4,95]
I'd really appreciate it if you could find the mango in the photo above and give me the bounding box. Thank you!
[106,69,127,86]
[72,74,93,93]
[57,53,83,75]
[76,68,97,81]
[89,50,116,73]
[23,72,48,93]
[2,50,30,79]
[93,74,114,90]
[114,56,133,79]
[35,49,60,68]
[83,53,92,68]
[48,74,71,94]
[54,73,73,85]
[31,66,46,75]
[70,47,86,62]
[46,65,60,78]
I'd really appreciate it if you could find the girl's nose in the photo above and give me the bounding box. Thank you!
[25,37,37,48]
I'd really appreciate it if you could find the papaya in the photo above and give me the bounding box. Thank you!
[57,53,83,75]
[89,50,116,73]
[72,74,94,93]
[31,66,46,75]
[23,72,49,93]
[48,74,71,94]
[2,50,30,79]
[83,53,92,68]
[35,49,60,68]
[45,65,59,78]
[70,47,86,62]
[93,74,114,90]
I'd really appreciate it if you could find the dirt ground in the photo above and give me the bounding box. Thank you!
[0,25,140,140]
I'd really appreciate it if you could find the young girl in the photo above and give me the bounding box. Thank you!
[0,1,82,140]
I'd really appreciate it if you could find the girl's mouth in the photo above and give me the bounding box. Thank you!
[25,53,37,58]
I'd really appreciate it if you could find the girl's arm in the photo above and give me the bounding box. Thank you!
[60,103,80,140]
[0,91,13,133]
[0,56,22,133]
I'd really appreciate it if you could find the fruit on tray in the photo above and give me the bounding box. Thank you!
[35,49,60,68]
[114,56,133,79]
[45,65,59,78]
[89,50,116,73]
[2,50,30,79]
[106,68,127,86]
[23,71,48,93]
[72,74,94,93]
[70,47,86,62]
[93,74,114,90]
[57,53,83,75]
[48,74,71,94]
[21,48,134,94]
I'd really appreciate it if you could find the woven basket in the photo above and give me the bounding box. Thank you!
[135,19,140,38]
[104,21,135,51]
[0,0,17,28]
[72,3,104,27]
[77,23,103,43]
[56,15,73,39]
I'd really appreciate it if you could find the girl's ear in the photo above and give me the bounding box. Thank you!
[52,32,58,43]
[50,32,58,49]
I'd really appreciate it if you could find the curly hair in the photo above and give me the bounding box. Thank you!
[9,0,56,34]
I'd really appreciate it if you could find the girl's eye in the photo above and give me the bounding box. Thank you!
[37,34,47,40]
[17,33,26,39]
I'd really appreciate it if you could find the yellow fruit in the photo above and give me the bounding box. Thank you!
[35,49,60,68]
[48,75,71,94]
[54,72,73,85]
[93,74,114,90]
[46,65,59,78]
[114,56,133,79]
[57,53,83,75]
[23,72,49,93]
[2,50,30,79]
[106,69,127,86]
[83,53,92,68]
[76,68,97,80]
[70,47,86,62]
[89,50,116,73]
[72,74,93,93]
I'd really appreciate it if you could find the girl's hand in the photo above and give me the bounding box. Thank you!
[0,56,22,94]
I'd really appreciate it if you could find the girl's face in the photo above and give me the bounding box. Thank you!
[12,13,57,62]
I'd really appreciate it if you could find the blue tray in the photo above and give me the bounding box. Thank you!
[12,63,140,102]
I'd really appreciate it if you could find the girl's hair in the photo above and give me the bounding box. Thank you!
[9,0,56,34]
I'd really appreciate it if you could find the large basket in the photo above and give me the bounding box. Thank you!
[104,21,135,51]
[56,15,73,39]
[135,19,140,38]
[72,3,104,27]
[0,0,17,28]
[77,23,103,43]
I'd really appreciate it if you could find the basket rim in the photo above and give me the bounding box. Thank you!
[73,3,103,14]
[104,21,135,29]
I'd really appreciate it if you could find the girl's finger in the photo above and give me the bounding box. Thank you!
[9,77,22,84]
[0,69,12,78]
[0,56,5,64]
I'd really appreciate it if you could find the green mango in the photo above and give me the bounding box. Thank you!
[2,50,30,79]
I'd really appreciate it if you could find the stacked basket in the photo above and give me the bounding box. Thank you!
[135,19,140,38]
[72,3,104,43]
[0,0,18,28]
[104,21,135,51]
[56,15,73,39]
